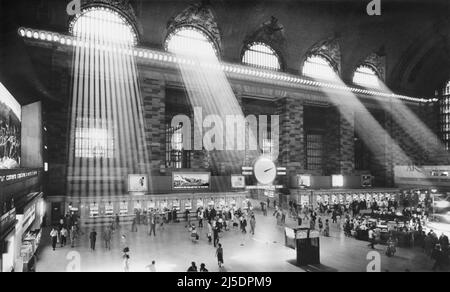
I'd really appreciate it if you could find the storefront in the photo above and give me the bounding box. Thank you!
[14,193,45,272]
[0,208,17,272]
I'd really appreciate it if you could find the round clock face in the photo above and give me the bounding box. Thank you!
[254,157,277,185]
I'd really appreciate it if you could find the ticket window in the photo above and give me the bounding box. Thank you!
[185,200,192,211]
[173,200,181,211]
[119,202,129,216]
[148,201,156,212]
[89,203,99,218]
[105,203,114,216]
[196,199,204,210]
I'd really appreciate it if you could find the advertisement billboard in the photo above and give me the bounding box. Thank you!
[172,172,210,190]
[0,83,21,169]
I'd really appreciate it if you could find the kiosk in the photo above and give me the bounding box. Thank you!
[285,227,320,266]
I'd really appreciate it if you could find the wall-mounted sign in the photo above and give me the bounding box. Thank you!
[172,172,210,190]
[128,174,148,192]
[0,170,38,185]
[231,175,245,188]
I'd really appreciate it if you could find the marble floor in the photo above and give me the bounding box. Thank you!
[36,206,447,272]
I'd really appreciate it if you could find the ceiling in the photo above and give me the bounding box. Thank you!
[0,0,449,105]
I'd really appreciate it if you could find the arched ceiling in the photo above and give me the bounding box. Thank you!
[1,0,449,104]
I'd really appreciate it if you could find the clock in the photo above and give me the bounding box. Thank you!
[254,157,277,185]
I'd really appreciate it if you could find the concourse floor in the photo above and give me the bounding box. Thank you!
[36,208,446,272]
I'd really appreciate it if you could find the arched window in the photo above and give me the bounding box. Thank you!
[166,27,218,58]
[69,7,138,46]
[353,65,380,88]
[242,42,281,71]
[440,80,450,150]
[302,55,337,80]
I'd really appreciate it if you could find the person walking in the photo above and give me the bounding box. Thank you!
[207,221,213,244]
[198,208,204,228]
[103,227,112,250]
[131,217,138,232]
[115,214,120,230]
[216,244,224,268]
[146,260,157,272]
[297,214,303,226]
[432,244,445,271]
[60,227,68,247]
[250,215,256,235]
[69,226,77,248]
[123,248,130,272]
[368,228,376,249]
[89,229,97,251]
[324,219,330,237]
[318,218,324,235]
[148,214,156,237]
[50,228,58,251]
[213,225,220,247]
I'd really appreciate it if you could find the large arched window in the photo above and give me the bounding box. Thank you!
[302,55,338,80]
[165,27,218,58]
[440,81,450,150]
[242,42,281,71]
[353,65,380,88]
[69,6,138,46]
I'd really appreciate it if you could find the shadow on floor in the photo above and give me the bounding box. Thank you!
[287,259,338,272]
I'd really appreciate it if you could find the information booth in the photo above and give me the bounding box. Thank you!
[285,227,320,266]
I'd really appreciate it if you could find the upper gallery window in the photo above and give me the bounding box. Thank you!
[242,42,281,71]
[70,7,138,46]
[74,118,114,159]
[166,27,218,57]
[302,55,338,80]
[353,65,380,88]
[440,80,450,151]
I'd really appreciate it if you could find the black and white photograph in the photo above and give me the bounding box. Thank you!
[1,0,450,279]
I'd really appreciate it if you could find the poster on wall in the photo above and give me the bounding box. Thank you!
[148,201,156,210]
[231,175,246,188]
[128,175,148,192]
[361,175,372,188]
[173,172,211,190]
[0,83,21,169]
[298,175,311,188]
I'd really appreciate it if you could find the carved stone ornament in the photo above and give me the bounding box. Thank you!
[166,1,222,55]
[306,37,342,74]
